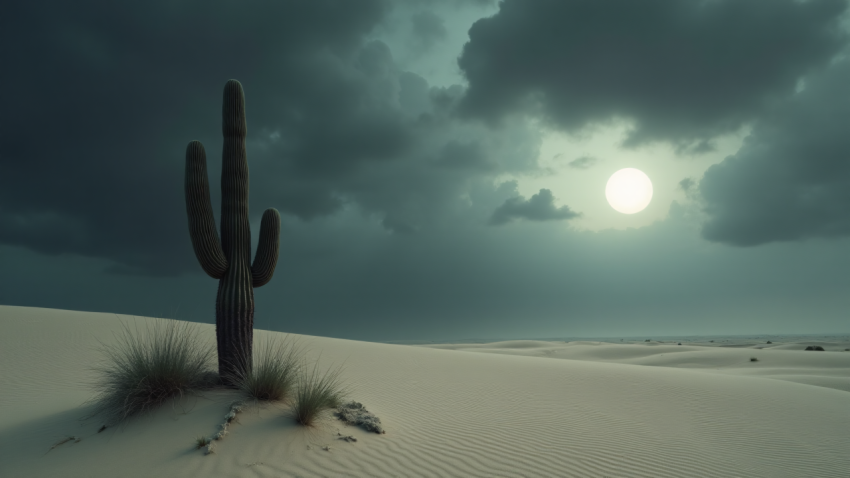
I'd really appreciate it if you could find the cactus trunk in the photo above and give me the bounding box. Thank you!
[185,79,281,386]
[216,80,254,381]
[215,262,254,383]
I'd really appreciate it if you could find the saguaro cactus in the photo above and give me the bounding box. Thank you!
[184,79,281,385]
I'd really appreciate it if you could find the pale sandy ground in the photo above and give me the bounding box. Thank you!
[0,306,848,478]
[423,337,850,393]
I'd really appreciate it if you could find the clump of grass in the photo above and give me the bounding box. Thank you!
[750,357,758,362]
[292,362,349,427]
[195,435,211,449]
[225,335,303,404]
[84,317,216,427]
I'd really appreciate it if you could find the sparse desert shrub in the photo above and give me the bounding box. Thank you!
[292,362,349,427]
[225,335,303,404]
[766,341,772,344]
[804,346,825,351]
[750,357,758,362]
[195,435,211,449]
[84,318,216,426]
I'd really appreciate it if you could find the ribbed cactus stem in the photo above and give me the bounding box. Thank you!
[185,79,281,385]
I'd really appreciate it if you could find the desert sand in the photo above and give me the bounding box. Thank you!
[0,305,848,478]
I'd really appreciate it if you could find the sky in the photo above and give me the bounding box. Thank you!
[2,0,849,342]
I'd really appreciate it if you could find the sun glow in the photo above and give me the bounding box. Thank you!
[605,168,653,214]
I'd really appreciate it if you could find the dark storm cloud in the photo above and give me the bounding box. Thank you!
[489,186,580,225]
[0,0,391,277]
[0,0,544,276]
[398,71,432,116]
[699,56,850,246]
[405,0,497,7]
[410,11,448,52]
[568,156,597,170]
[678,178,696,192]
[456,0,848,150]
[436,140,494,171]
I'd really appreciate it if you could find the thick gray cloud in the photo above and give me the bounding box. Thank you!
[489,185,580,225]
[0,0,391,277]
[699,55,850,246]
[679,178,696,192]
[0,0,543,277]
[410,11,448,53]
[456,0,847,150]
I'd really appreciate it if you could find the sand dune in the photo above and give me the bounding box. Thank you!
[1,305,848,477]
[424,338,850,393]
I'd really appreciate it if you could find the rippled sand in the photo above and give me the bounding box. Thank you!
[1,305,848,477]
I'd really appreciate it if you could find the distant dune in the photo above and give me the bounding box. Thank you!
[423,338,850,393]
[1,305,848,477]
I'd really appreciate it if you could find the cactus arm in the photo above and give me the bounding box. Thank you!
[252,208,281,288]
[185,140,228,279]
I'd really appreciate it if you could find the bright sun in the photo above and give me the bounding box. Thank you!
[605,168,653,214]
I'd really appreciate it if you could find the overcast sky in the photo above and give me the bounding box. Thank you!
[2,0,849,342]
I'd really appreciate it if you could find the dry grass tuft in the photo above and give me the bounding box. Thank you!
[224,335,303,404]
[292,361,349,427]
[84,317,216,427]
[195,435,211,449]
